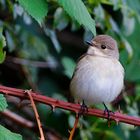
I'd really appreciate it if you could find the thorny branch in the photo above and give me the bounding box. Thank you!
[25,90,45,140]
[0,85,140,126]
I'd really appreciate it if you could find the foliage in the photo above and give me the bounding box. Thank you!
[0,0,140,140]
[17,0,48,25]
[0,125,22,140]
[0,27,6,63]
[0,94,7,111]
[58,0,96,35]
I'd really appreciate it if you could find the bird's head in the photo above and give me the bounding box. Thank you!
[86,35,119,59]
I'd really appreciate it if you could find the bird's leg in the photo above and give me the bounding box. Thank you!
[78,100,88,116]
[103,102,114,120]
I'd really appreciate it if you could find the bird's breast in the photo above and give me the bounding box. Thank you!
[70,55,124,104]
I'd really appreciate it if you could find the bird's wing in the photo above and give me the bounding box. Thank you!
[71,53,87,80]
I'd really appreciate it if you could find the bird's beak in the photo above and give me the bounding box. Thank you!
[86,41,93,46]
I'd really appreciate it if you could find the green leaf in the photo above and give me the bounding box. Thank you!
[61,56,75,78]
[0,28,6,48]
[18,0,48,25]
[0,27,6,63]
[0,94,8,111]
[0,125,22,140]
[124,19,140,82]
[58,0,96,35]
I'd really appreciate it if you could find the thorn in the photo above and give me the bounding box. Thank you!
[51,105,56,112]
[24,89,33,93]
[118,105,122,113]
[40,124,43,128]
[115,119,119,125]
[68,130,71,134]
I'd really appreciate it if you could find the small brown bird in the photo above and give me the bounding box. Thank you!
[70,35,124,108]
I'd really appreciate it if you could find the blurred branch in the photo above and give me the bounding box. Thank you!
[0,85,140,126]
[0,109,34,128]
[0,109,66,140]
[6,56,56,69]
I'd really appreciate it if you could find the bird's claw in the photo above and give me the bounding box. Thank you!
[78,100,88,116]
[103,102,114,120]
[104,108,114,119]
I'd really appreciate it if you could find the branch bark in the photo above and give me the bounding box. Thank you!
[25,90,45,140]
[0,85,140,126]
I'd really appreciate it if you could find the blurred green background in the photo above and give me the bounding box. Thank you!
[1,0,140,140]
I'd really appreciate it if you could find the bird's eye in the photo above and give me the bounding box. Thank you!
[101,45,106,49]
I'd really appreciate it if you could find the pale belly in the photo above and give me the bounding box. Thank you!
[70,56,124,105]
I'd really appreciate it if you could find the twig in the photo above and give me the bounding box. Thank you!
[5,56,57,69]
[0,85,140,126]
[69,114,79,140]
[0,109,34,128]
[25,90,45,140]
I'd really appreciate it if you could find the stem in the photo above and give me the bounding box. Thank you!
[69,114,79,140]
[25,90,45,140]
[0,85,140,126]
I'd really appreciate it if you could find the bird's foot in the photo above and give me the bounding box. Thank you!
[78,100,88,116]
[103,103,115,127]
[103,103,114,120]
